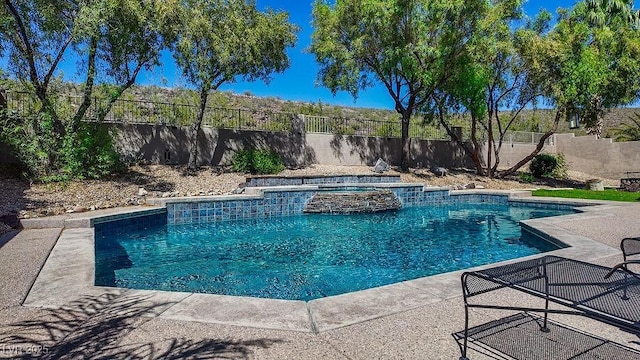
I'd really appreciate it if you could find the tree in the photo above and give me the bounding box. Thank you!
[586,0,640,27]
[171,0,298,172]
[500,2,640,176]
[310,0,489,171]
[582,0,640,136]
[436,0,640,177]
[0,0,172,178]
[432,0,529,177]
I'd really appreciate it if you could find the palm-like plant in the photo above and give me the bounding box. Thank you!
[612,113,640,142]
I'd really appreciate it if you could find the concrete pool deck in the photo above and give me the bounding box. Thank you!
[2,192,640,358]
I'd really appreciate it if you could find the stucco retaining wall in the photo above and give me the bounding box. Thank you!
[113,124,473,169]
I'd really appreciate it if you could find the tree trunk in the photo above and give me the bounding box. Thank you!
[188,88,209,173]
[487,111,494,178]
[72,38,98,130]
[400,112,411,171]
[0,90,6,109]
[496,110,562,178]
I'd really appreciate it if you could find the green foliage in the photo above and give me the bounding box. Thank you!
[0,105,121,181]
[612,113,640,141]
[58,124,122,181]
[310,0,489,169]
[232,149,284,174]
[533,188,640,202]
[552,153,569,179]
[0,101,62,179]
[171,0,298,171]
[530,154,558,178]
[519,172,535,183]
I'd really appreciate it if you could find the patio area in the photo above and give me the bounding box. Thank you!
[1,199,640,359]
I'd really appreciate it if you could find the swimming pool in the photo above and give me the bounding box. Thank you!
[95,201,573,301]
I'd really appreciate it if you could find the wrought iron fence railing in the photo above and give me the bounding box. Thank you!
[3,90,551,144]
[3,91,294,132]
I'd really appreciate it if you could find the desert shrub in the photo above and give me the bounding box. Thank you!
[232,149,254,173]
[552,153,568,179]
[232,149,284,174]
[529,154,558,178]
[57,123,123,181]
[519,172,535,183]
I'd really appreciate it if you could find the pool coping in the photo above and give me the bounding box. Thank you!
[22,190,626,334]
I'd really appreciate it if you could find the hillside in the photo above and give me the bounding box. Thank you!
[4,81,639,137]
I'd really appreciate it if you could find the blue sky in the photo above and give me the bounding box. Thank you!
[47,1,639,109]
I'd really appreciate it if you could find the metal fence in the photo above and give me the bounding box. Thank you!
[4,91,294,132]
[4,90,550,143]
[302,114,453,140]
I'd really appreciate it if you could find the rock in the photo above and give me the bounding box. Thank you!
[65,209,75,214]
[162,192,171,198]
[373,158,391,173]
[89,205,96,211]
[138,187,148,196]
[73,206,88,213]
[304,190,401,214]
[463,183,476,190]
[585,179,604,191]
[232,187,245,195]
[475,185,486,189]
[432,167,448,177]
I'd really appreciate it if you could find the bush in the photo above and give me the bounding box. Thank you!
[232,149,284,174]
[552,153,568,179]
[529,154,558,178]
[58,123,123,181]
[232,149,254,173]
[519,172,535,183]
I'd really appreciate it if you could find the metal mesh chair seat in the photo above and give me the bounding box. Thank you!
[458,254,640,360]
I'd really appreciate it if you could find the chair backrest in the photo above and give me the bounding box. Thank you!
[621,237,640,261]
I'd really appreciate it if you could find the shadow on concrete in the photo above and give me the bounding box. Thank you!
[0,292,283,359]
[0,164,30,236]
[452,312,640,360]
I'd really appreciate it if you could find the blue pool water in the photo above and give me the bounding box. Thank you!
[95,203,573,301]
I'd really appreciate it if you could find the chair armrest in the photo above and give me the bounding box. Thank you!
[604,260,640,279]
[621,237,640,261]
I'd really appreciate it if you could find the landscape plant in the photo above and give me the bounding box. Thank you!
[310,0,489,171]
[0,0,172,179]
[529,154,558,178]
[436,0,640,178]
[612,113,640,142]
[232,149,285,174]
[170,0,298,173]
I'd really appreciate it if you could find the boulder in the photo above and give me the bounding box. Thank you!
[138,187,148,196]
[432,167,448,177]
[373,159,391,173]
[73,206,88,213]
[585,179,604,191]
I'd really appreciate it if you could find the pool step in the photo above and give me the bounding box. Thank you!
[303,189,401,214]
